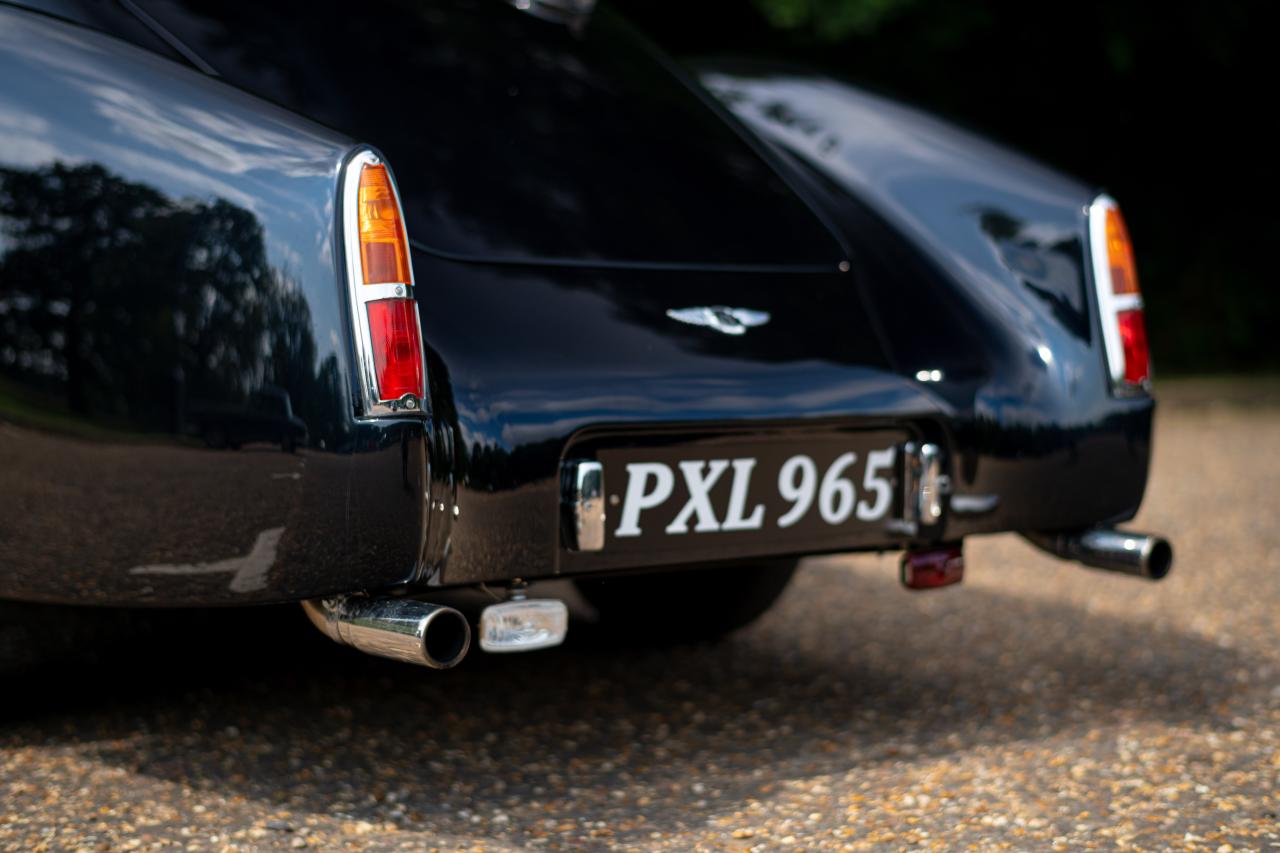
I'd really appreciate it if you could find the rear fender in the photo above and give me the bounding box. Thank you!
[0,7,429,604]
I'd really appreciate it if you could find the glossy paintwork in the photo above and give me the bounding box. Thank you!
[417,70,1153,584]
[0,6,427,604]
[2,0,181,61]
[130,0,844,268]
[411,250,939,583]
[419,217,1149,584]
[0,5,1153,604]
[692,64,1152,536]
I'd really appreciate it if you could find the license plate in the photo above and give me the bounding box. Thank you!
[598,431,905,560]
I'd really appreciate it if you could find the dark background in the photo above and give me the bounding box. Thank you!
[611,0,1276,375]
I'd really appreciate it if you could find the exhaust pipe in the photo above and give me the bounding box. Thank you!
[302,596,471,668]
[1023,528,1173,580]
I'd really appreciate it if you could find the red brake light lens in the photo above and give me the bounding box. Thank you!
[367,298,424,401]
[1116,309,1150,385]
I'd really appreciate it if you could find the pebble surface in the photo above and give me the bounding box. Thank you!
[2,396,1278,851]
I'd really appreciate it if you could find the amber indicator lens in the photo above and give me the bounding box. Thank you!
[1105,207,1140,295]
[367,298,423,400]
[358,164,411,285]
[1116,309,1150,385]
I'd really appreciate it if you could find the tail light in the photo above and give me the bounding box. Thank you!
[366,298,424,401]
[341,149,426,416]
[1088,196,1151,390]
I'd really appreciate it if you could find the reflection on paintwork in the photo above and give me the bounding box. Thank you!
[978,209,1089,341]
[129,526,285,593]
[698,68,1093,352]
[189,387,308,451]
[0,10,348,361]
[0,162,342,446]
[128,0,841,266]
[0,7,426,605]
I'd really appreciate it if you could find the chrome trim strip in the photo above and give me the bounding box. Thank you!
[118,0,219,76]
[357,282,414,304]
[406,236,837,274]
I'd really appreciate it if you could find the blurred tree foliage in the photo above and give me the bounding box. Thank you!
[749,0,917,39]
[0,163,347,446]
[613,0,1276,374]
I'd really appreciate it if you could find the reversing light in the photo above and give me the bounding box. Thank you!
[479,598,569,652]
[1088,196,1151,390]
[341,149,426,415]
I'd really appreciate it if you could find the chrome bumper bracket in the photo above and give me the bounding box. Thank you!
[561,459,605,551]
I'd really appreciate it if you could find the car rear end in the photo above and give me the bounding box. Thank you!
[0,0,1170,670]
[408,203,1161,590]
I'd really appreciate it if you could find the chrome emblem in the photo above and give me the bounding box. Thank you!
[665,306,771,336]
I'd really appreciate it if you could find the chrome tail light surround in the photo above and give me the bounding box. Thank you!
[1087,194,1149,391]
[340,147,428,418]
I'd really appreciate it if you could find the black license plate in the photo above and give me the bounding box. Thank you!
[598,430,905,561]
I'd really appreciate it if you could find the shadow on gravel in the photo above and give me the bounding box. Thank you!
[0,560,1258,841]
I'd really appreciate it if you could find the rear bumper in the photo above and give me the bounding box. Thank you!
[430,393,1153,586]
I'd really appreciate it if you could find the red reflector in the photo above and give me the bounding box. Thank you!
[366,298,423,401]
[900,544,964,590]
[1116,309,1150,385]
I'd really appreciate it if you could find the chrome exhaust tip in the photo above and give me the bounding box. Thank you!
[302,596,471,668]
[1023,528,1173,580]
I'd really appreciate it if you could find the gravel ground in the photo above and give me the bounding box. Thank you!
[2,392,1279,852]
